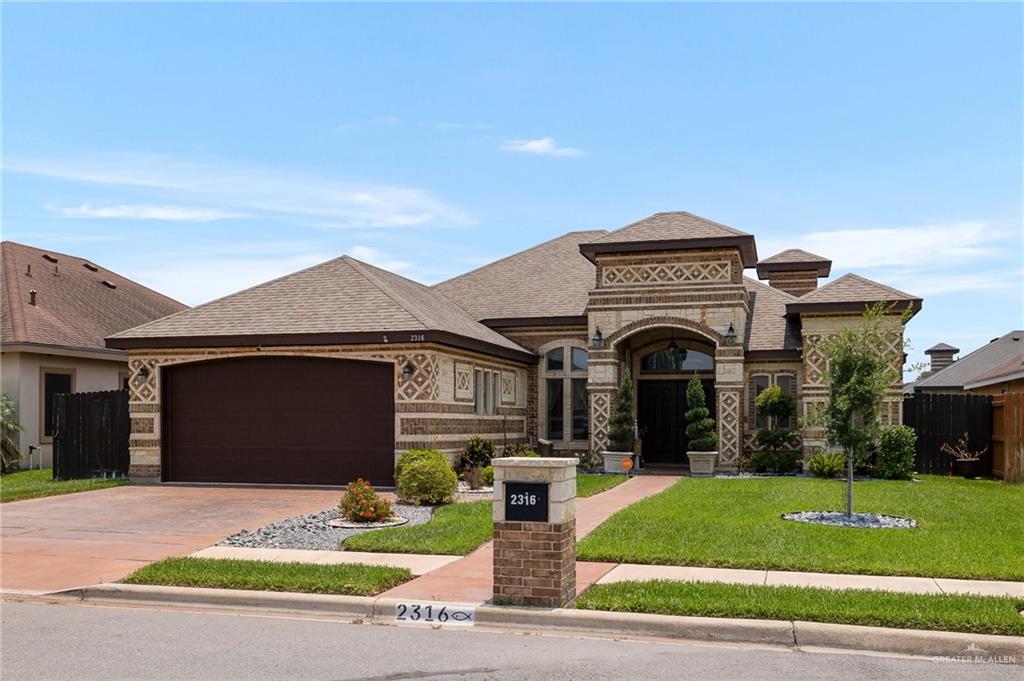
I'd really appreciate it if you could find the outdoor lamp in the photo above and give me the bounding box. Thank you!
[667,337,679,354]
[401,361,415,379]
[591,327,604,349]
[725,323,737,347]
[138,366,150,379]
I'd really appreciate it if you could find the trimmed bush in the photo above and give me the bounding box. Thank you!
[575,450,602,473]
[684,377,717,451]
[397,456,458,506]
[808,451,845,479]
[607,370,636,452]
[750,449,802,474]
[482,465,494,486]
[459,436,495,472]
[395,449,447,480]
[504,442,539,457]
[340,479,393,522]
[876,425,917,480]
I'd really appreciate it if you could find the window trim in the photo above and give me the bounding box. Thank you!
[39,367,76,444]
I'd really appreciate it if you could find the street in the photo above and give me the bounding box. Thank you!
[1,600,1018,680]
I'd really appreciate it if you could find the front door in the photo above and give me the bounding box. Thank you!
[638,379,715,464]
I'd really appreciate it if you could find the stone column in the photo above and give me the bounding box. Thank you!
[714,346,745,470]
[491,457,577,607]
[587,349,619,454]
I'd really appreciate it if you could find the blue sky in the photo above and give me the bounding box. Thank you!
[3,3,1021,375]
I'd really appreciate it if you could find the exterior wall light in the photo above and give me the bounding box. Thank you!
[138,366,150,379]
[724,323,737,347]
[401,361,416,379]
[591,327,604,349]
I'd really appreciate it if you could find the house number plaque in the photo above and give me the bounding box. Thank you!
[504,481,549,522]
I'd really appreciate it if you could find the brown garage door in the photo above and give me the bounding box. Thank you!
[163,356,394,486]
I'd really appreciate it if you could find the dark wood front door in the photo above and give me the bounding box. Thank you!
[163,355,395,486]
[638,379,715,464]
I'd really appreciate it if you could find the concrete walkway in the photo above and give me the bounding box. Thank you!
[191,546,460,576]
[596,563,1024,598]
[380,475,680,604]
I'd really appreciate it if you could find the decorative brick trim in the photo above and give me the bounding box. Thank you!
[606,315,725,348]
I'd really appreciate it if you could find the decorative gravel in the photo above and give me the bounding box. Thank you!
[218,504,435,551]
[781,511,917,529]
[457,481,494,497]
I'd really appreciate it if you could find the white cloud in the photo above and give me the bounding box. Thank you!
[348,245,412,273]
[8,153,472,229]
[57,203,245,222]
[500,137,584,157]
[874,269,1021,296]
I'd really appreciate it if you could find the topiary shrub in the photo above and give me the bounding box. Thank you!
[395,448,448,480]
[684,376,717,451]
[340,479,393,522]
[397,456,458,505]
[607,369,636,452]
[750,449,802,474]
[754,385,801,464]
[504,442,539,457]
[875,425,916,480]
[459,436,495,472]
[808,451,845,479]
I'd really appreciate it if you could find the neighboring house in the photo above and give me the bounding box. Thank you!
[107,211,921,485]
[964,353,1024,395]
[912,331,1024,395]
[1,241,187,467]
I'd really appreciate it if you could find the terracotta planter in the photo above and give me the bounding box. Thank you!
[602,451,636,474]
[952,458,982,479]
[687,451,717,476]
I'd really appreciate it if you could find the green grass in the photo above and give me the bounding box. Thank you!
[576,580,1024,637]
[345,500,492,555]
[577,476,1024,581]
[577,474,627,498]
[0,468,128,503]
[343,475,627,556]
[122,557,411,596]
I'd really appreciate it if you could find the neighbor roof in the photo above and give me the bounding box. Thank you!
[785,273,922,316]
[962,352,1024,391]
[915,331,1024,391]
[107,255,534,361]
[434,230,607,324]
[756,249,832,278]
[579,212,758,266]
[1,241,186,354]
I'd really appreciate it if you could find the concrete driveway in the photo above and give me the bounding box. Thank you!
[0,485,342,594]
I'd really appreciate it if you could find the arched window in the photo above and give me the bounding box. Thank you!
[639,348,714,373]
[540,342,589,442]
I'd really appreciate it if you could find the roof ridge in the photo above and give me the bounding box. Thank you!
[594,211,749,242]
[343,257,433,330]
[1,243,28,342]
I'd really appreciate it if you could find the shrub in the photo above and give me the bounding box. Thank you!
[684,377,717,451]
[876,425,917,480]
[395,449,447,480]
[482,465,494,486]
[397,456,458,505]
[459,436,495,472]
[340,479,393,523]
[464,466,486,490]
[755,386,796,422]
[808,451,845,479]
[607,370,636,452]
[504,442,539,457]
[575,450,602,473]
[1,393,23,474]
[754,385,800,463]
[750,450,802,474]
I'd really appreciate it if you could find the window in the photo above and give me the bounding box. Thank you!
[752,375,771,430]
[41,369,74,440]
[540,342,588,441]
[640,348,714,373]
[474,368,500,416]
[750,373,796,430]
[775,375,795,428]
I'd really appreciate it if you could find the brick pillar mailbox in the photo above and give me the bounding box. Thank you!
[491,457,577,608]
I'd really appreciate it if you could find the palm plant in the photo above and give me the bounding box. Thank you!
[1,393,23,474]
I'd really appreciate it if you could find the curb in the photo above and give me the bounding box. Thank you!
[40,584,1024,664]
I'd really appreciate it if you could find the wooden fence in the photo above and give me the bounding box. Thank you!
[992,393,1024,483]
[52,390,130,481]
[902,393,993,475]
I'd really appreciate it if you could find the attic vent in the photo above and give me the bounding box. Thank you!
[42,254,58,263]
[83,262,99,272]
[101,280,117,289]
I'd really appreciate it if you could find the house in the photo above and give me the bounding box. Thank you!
[1,241,187,467]
[964,353,1024,395]
[912,331,1023,395]
[107,212,921,485]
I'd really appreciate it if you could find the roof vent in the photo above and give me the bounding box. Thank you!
[42,254,58,263]
[101,280,117,289]
[25,264,31,276]
[29,290,37,306]
[83,262,99,272]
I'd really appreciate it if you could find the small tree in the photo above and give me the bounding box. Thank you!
[684,376,717,451]
[607,369,635,452]
[1,394,22,474]
[754,386,801,471]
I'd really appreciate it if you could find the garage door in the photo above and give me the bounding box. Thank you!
[163,356,395,486]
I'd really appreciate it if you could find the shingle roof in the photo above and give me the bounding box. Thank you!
[743,277,801,354]
[433,230,607,323]
[1,241,186,353]
[786,273,922,315]
[926,342,960,354]
[915,331,1024,390]
[756,248,832,278]
[579,212,758,266]
[962,352,1024,390]
[108,255,532,360]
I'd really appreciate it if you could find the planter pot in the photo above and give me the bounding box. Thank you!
[952,459,981,479]
[602,451,636,474]
[687,451,717,477]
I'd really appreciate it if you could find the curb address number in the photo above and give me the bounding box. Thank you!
[395,602,475,626]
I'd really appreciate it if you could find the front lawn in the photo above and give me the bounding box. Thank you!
[123,557,411,596]
[344,474,627,556]
[577,476,1024,580]
[0,469,129,503]
[576,580,1024,637]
